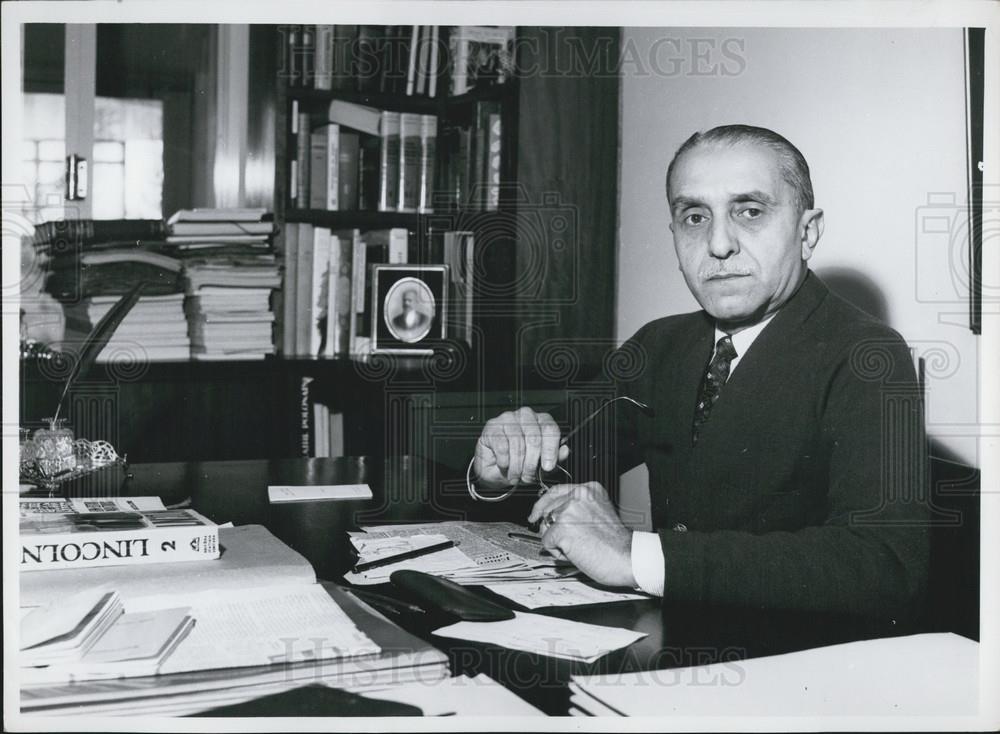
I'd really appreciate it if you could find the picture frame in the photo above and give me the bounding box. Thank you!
[371,265,449,354]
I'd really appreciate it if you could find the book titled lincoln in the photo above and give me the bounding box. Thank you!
[20,508,220,572]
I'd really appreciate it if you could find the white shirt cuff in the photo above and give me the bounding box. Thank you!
[630,530,665,597]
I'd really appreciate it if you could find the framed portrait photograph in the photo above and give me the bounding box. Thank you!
[371,265,449,354]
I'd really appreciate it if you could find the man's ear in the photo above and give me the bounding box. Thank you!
[800,208,824,261]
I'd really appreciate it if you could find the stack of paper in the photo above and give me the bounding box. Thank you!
[20,590,124,667]
[484,580,648,609]
[184,277,279,360]
[344,533,482,585]
[21,583,450,717]
[65,293,191,361]
[568,633,980,717]
[168,208,279,360]
[22,606,194,684]
[434,611,646,664]
[345,521,579,586]
[367,673,545,716]
[166,207,274,246]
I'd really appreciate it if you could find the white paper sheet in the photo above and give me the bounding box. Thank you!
[128,585,381,674]
[433,611,646,663]
[268,484,372,503]
[484,580,649,609]
[365,673,545,716]
[570,632,980,717]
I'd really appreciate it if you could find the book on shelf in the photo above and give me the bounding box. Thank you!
[349,230,367,354]
[19,496,220,572]
[167,208,269,224]
[405,25,419,96]
[415,25,431,96]
[326,99,381,136]
[294,222,315,356]
[436,101,502,210]
[428,25,441,97]
[419,115,438,212]
[30,219,166,251]
[355,25,384,93]
[309,226,331,357]
[331,24,358,91]
[309,123,340,211]
[449,26,516,96]
[339,131,361,210]
[398,112,421,212]
[379,110,401,212]
[299,24,315,88]
[295,108,311,207]
[325,231,352,357]
[443,230,476,346]
[168,221,274,237]
[298,374,314,457]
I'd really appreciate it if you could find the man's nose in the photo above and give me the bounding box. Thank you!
[707,220,739,259]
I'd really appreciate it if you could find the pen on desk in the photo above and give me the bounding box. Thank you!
[352,539,456,573]
[349,588,425,615]
[507,532,542,545]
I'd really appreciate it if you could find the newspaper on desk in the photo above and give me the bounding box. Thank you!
[344,521,579,585]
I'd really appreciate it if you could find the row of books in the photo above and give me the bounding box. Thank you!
[293,100,436,213]
[280,222,476,358]
[292,98,502,213]
[280,222,406,358]
[298,377,346,458]
[284,25,515,98]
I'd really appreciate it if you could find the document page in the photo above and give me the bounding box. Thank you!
[484,580,649,609]
[128,585,381,674]
[433,611,646,663]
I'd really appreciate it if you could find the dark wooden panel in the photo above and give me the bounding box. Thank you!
[514,27,621,372]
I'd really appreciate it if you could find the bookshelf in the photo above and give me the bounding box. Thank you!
[21,25,620,466]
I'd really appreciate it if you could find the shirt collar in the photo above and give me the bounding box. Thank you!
[714,313,776,359]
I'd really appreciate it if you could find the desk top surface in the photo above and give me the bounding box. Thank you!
[107,457,909,715]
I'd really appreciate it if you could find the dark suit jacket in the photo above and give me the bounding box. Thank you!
[613,271,929,619]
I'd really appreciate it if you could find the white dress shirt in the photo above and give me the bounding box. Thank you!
[630,314,776,596]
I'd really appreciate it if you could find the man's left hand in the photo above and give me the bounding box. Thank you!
[528,482,636,587]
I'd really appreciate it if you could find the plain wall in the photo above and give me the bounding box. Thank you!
[616,27,980,526]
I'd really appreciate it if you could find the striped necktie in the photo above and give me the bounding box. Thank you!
[692,335,738,446]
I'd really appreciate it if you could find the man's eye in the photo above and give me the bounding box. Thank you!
[738,207,763,220]
[683,213,708,226]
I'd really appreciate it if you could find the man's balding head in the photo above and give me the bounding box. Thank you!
[666,125,815,215]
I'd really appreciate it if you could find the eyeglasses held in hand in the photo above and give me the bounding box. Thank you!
[466,396,654,502]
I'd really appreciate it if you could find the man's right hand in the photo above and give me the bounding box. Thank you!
[474,407,570,489]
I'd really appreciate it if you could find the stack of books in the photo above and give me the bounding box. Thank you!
[18,497,450,717]
[166,208,281,361]
[63,291,191,362]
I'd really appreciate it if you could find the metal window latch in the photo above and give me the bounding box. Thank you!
[66,154,88,200]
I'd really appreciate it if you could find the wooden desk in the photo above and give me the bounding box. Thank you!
[112,457,913,716]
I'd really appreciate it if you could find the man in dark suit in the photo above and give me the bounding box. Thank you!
[473,125,928,619]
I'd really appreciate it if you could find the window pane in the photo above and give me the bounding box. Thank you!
[91,162,125,220]
[37,139,66,161]
[93,141,125,163]
[124,139,163,219]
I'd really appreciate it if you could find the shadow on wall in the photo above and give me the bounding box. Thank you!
[814,265,972,467]
[814,266,890,323]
